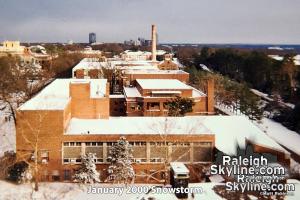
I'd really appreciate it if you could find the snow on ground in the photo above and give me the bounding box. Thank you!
[0,102,16,157]
[286,179,300,200]
[199,64,212,73]
[0,181,225,200]
[216,103,300,156]
[250,89,273,101]
[256,118,300,156]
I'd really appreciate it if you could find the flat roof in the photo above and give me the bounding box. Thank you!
[19,79,107,111]
[109,94,125,98]
[65,116,288,156]
[73,61,102,71]
[123,87,142,98]
[123,69,188,75]
[152,91,182,94]
[73,59,159,72]
[192,88,206,97]
[170,162,189,174]
[136,79,191,90]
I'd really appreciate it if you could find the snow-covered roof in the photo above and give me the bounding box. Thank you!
[66,116,210,135]
[19,79,107,111]
[122,50,166,56]
[152,91,181,94]
[109,94,125,98]
[268,54,300,65]
[136,79,191,90]
[73,59,159,72]
[124,87,142,98]
[123,69,188,75]
[192,88,206,97]
[268,55,284,61]
[65,116,288,156]
[170,162,189,174]
[121,50,151,56]
[73,61,103,71]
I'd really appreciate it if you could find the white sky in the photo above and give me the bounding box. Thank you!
[0,0,299,44]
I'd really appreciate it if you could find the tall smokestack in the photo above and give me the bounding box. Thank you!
[151,24,157,61]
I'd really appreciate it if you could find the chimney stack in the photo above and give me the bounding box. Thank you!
[206,79,215,114]
[151,24,157,61]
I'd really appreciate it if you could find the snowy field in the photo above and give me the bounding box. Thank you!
[0,101,16,157]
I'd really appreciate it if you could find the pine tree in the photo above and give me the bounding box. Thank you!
[73,153,100,184]
[166,97,195,116]
[107,137,135,184]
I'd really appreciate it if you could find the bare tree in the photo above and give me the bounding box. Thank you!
[16,111,50,191]
[137,117,205,184]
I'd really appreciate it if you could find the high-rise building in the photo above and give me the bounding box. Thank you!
[89,33,96,44]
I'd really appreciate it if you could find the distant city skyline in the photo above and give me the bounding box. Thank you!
[0,0,300,44]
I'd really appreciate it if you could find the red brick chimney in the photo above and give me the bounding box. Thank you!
[207,79,215,114]
[151,24,157,61]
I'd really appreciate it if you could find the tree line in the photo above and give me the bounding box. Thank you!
[194,47,299,102]
[179,47,300,132]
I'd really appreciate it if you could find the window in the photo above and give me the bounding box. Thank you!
[150,158,163,163]
[96,142,103,146]
[63,142,69,147]
[76,142,81,146]
[64,142,81,147]
[95,158,103,163]
[194,142,212,147]
[132,158,147,163]
[172,142,190,147]
[40,150,49,164]
[64,170,71,181]
[150,142,169,146]
[107,142,116,146]
[129,142,146,146]
[130,105,135,110]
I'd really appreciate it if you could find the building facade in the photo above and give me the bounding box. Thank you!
[89,33,96,44]
[16,79,215,182]
[16,78,290,183]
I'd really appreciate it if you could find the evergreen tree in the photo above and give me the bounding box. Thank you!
[7,161,29,183]
[239,86,263,121]
[73,153,100,184]
[166,97,195,116]
[107,137,135,184]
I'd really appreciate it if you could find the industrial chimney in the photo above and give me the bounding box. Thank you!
[151,24,157,61]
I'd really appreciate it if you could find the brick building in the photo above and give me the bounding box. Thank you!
[16,78,289,183]
[122,69,189,85]
[15,24,290,183]
[123,79,214,116]
[16,79,215,182]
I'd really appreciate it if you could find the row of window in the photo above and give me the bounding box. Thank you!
[63,157,165,164]
[63,142,103,147]
[63,158,104,164]
[129,142,147,146]
[63,141,212,147]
